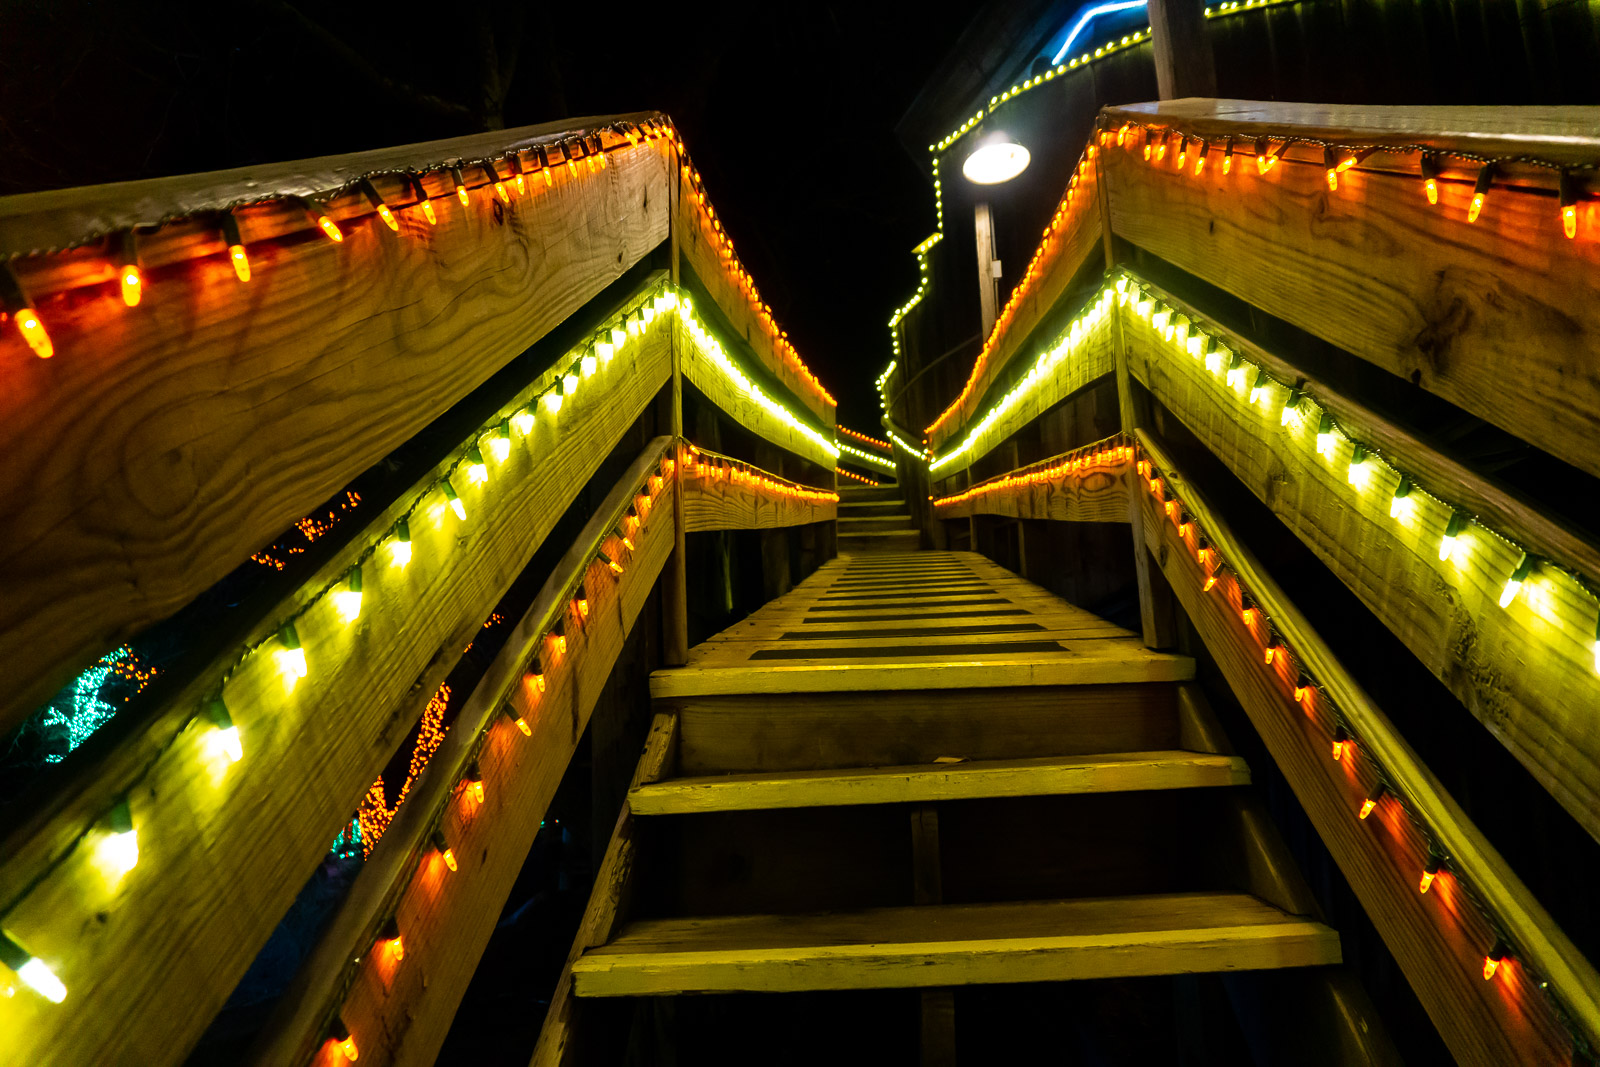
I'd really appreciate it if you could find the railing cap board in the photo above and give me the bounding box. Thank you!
[1102,99,1600,169]
[0,110,664,259]
[1136,429,1600,1050]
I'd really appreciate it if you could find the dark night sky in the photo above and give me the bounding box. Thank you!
[0,0,992,426]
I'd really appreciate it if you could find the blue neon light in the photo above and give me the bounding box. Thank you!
[1051,0,1149,64]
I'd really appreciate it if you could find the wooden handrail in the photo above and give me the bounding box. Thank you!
[930,434,1133,522]
[1120,271,1600,843]
[682,446,839,533]
[1137,430,1600,1062]
[247,436,675,1067]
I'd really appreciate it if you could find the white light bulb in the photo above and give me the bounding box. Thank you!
[334,589,363,622]
[1499,578,1522,608]
[390,539,412,568]
[277,647,308,686]
[543,392,563,414]
[1439,534,1457,562]
[102,828,139,878]
[512,410,535,436]
[215,724,243,763]
[18,958,66,1004]
[488,435,511,463]
[594,341,613,363]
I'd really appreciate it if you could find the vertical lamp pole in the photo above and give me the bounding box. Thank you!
[961,130,1031,339]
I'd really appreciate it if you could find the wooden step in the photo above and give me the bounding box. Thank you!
[571,892,1340,996]
[628,750,1250,814]
[838,515,914,532]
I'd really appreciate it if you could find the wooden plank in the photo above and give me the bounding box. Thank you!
[0,300,673,1067]
[931,442,1133,522]
[677,311,838,471]
[926,301,1118,475]
[926,169,1105,452]
[1136,432,1600,1064]
[250,439,677,1067]
[530,712,679,1067]
[571,892,1340,995]
[649,645,1194,697]
[1147,0,1217,99]
[671,684,1183,774]
[627,751,1250,814]
[682,452,837,532]
[1123,284,1600,843]
[1101,101,1600,483]
[676,174,835,427]
[0,131,674,733]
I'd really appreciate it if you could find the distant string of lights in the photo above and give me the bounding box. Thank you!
[836,466,884,487]
[0,120,675,364]
[931,436,1132,509]
[0,274,813,1012]
[924,147,1101,444]
[838,440,898,473]
[837,425,892,452]
[684,444,839,505]
[1134,439,1595,1063]
[929,284,1116,472]
[882,423,926,460]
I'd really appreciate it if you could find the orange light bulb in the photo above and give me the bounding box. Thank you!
[456,184,470,206]
[1419,869,1435,893]
[441,847,457,871]
[1483,954,1502,980]
[1242,606,1257,626]
[1331,739,1346,761]
[1326,168,1338,192]
[1424,178,1438,205]
[1468,192,1485,223]
[420,199,437,225]
[471,779,484,804]
[317,215,343,243]
[121,265,143,307]
[376,204,398,232]
[1563,203,1577,240]
[14,307,52,358]
[229,244,251,282]
[514,715,532,736]
[1358,797,1377,819]
[1203,575,1218,592]
[340,1036,359,1062]
[1264,646,1278,665]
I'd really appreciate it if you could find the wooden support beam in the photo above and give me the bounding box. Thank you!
[1136,431,1600,1065]
[1146,0,1218,100]
[250,439,677,1067]
[0,131,673,734]
[0,295,672,1067]
[1101,99,1600,483]
[1124,279,1600,844]
[530,711,678,1067]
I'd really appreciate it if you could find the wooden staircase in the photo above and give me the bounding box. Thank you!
[538,551,1361,1063]
[837,483,920,554]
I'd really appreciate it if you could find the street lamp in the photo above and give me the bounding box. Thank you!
[962,131,1030,336]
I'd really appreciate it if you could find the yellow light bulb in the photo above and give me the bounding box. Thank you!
[121,265,143,307]
[229,244,251,282]
[15,307,52,358]
[317,216,343,243]
[1468,192,1485,223]
[376,204,398,232]
[489,435,511,463]
[335,590,362,623]
[420,200,437,225]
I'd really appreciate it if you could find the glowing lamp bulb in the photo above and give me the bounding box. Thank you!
[376,203,399,232]
[1203,575,1218,592]
[1331,735,1347,761]
[456,183,470,206]
[227,243,251,282]
[525,664,546,694]
[1241,605,1257,627]
[581,352,598,377]
[495,181,509,203]
[1294,681,1310,703]
[610,326,627,348]
[328,1021,359,1062]
[317,215,343,243]
[1,934,66,1003]
[1483,943,1508,980]
[1389,477,1412,519]
[595,339,614,362]
[505,705,533,735]
[1439,513,1465,562]
[1468,192,1485,223]
[1264,646,1278,665]
[391,520,412,568]
[512,408,535,436]
[276,624,307,687]
[1563,203,1577,240]
[104,799,139,877]
[207,697,243,763]
[466,445,488,485]
[1358,796,1378,819]
[432,831,457,872]
[543,390,563,414]
[466,765,485,805]
[1326,168,1338,192]
[442,479,466,520]
[1316,414,1335,457]
[576,596,589,619]
[514,173,526,195]
[1348,446,1369,487]
[1500,553,1532,608]
[14,307,52,358]
[379,918,404,961]
[420,199,437,225]
[1425,177,1438,205]
[552,632,567,656]
[1250,370,1271,405]
[334,566,363,623]
[120,264,143,307]
[1420,858,1440,894]
[489,430,511,464]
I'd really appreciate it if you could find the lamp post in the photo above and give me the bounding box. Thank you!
[961,131,1031,337]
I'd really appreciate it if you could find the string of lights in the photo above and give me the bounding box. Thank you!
[0,274,829,1013]
[0,120,674,366]
[837,425,892,452]
[1133,440,1597,1062]
[931,435,1132,509]
[683,444,840,505]
[836,466,884,487]
[838,440,898,473]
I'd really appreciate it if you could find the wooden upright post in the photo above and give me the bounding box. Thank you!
[1097,137,1176,650]
[664,149,691,666]
[974,201,1000,339]
[1146,0,1217,100]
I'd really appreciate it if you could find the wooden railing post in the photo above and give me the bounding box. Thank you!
[664,148,691,666]
[1146,0,1217,100]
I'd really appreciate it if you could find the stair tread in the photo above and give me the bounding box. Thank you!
[571,891,1339,995]
[628,750,1250,814]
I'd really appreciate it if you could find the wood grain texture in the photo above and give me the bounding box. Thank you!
[1100,118,1600,483]
[249,439,674,1067]
[0,306,673,1067]
[627,750,1249,814]
[0,134,674,734]
[676,180,835,427]
[1123,294,1600,843]
[1137,432,1600,1065]
[927,173,1105,452]
[681,456,837,532]
[571,891,1339,995]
